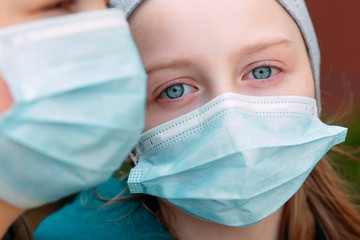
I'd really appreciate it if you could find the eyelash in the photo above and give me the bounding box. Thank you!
[43,0,75,12]
[242,62,283,82]
[157,79,197,100]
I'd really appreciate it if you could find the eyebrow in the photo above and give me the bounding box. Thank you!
[145,38,295,74]
[229,38,295,62]
[145,58,199,75]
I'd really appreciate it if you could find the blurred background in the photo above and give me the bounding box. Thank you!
[307,0,360,198]
[308,0,360,114]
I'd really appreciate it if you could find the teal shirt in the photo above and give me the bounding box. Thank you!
[34,177,172,240]
[34,177,327,240]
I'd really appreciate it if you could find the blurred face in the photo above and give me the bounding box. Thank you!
[0,0,107,27]
[0,0,108,114]
[129,0,315,132]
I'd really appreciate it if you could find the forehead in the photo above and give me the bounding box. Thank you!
[129,0,304,63]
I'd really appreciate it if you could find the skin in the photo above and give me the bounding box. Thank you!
[0,0,108,27]
[129,0,315,239]
[0,0,107,237]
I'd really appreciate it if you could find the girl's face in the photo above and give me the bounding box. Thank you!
[129,0,315,131]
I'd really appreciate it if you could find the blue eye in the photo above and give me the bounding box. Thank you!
[160,84,195,99]
[244,66,279,80]
[253,67,271,79]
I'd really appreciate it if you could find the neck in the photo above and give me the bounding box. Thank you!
[158,200,283,240]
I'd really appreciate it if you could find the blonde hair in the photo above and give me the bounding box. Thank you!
[280,156,360,240]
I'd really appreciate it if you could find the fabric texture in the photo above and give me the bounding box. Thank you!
[109,0,322,113]
[34,177,172,240]
[2,217,34,240]
[128,93,346,227]
[0,9,146,209]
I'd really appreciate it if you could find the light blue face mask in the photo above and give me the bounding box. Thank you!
[0,9,146,208]
[128,93,346,227]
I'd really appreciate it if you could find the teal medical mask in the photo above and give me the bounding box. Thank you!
[0,9,146,208]
[128,93,346,227]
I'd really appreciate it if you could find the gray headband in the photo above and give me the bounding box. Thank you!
[110,0,321,113]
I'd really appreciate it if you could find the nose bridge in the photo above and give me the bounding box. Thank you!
[200,48,240,101]
[206,73,239,100]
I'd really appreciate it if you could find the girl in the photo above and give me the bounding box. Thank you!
[4,0,360,239]
[36,0,360,239]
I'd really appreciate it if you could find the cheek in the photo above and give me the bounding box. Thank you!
[282,52,315,99]
[144,104,183,132]
[144,98,200,132]
[144,107,158,132]
[0,76,13,115]
[144,104,169,132]
[291,71,315,98]
[303,76,315,98]
[278,74,315,98]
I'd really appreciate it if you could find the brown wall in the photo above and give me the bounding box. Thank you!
[307,0,360,114]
